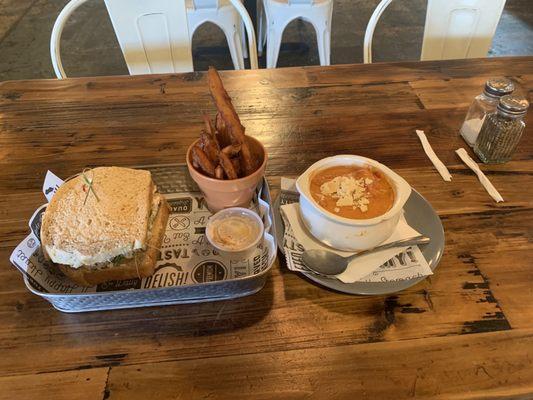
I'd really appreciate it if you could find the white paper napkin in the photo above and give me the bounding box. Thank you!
[455,148,504,203]
[415,129,452,181]
[280,202,433,283]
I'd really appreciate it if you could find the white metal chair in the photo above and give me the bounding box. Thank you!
[364,0,507,63]
[187,0,249,69]
[259,0,333,68]
[50,0,258,78]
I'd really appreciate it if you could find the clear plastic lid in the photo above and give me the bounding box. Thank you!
[206,207,264,252]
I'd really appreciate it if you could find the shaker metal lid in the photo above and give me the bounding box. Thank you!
[497,95,529,115]
[485,78,515,97]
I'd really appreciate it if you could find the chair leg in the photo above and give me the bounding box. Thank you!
[262,7,268,48]
[257,0,265,55]
[316,24,331,66]
[240,20,249,59]
[225,28,245,70]
[266,25,282,68]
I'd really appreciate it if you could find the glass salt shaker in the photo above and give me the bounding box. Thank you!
[474,95,529,164]
[460,78,515,147]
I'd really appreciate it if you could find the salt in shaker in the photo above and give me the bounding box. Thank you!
[460,78,515,147]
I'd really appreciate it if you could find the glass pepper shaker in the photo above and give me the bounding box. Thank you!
[474,95,529,164]
[460,78,515,147]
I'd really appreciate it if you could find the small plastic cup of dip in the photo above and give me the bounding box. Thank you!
[206,207,264,260]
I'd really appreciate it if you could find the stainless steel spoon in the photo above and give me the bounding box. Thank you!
[302,236,431,277]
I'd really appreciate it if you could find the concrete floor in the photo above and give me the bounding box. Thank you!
[0,0,532,81]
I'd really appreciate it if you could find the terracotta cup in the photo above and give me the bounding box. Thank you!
[186,136,268,212]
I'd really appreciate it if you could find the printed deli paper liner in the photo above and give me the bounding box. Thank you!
[9,171,276,295]
[280,178,433,283]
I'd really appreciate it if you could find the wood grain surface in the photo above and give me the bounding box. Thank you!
[0,57,532,399]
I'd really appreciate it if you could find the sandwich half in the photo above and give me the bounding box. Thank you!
[40,167,170,286]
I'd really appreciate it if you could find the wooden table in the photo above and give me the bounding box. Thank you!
[1,57,532,399]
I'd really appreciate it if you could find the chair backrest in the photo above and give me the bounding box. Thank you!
[364,0,506,63]
[288,0,315,4]
[51,0,258,78]
[421,0,506,60]
[104,0,193,75]
[191,0,220,10]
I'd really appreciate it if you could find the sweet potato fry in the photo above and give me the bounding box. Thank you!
[199,131,220,163]
[219,151,238,180]
[191,145,216,177]
[208,68,245,142]
[215,112,225,132]
[222,144,241,157]
[215,165,224,180]
[215,112,232,148]
[208,67,255,175]
[231,157,242,178]
[202,113,215,138]
[239,146,256,176]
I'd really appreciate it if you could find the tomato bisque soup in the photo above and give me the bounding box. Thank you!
[310,165,395,219]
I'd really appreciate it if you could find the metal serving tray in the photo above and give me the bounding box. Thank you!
[19,164,277,313]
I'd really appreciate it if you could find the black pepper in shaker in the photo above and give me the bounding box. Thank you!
[474,95,529,163]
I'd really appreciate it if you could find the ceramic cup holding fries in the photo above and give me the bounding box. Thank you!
[187,136,267,212]
[186,67,268,212]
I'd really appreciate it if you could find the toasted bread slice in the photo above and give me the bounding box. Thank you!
[57,196,169,286]
[41,167,154,267]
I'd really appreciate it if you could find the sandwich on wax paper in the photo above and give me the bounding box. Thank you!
[40,166,170,286]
